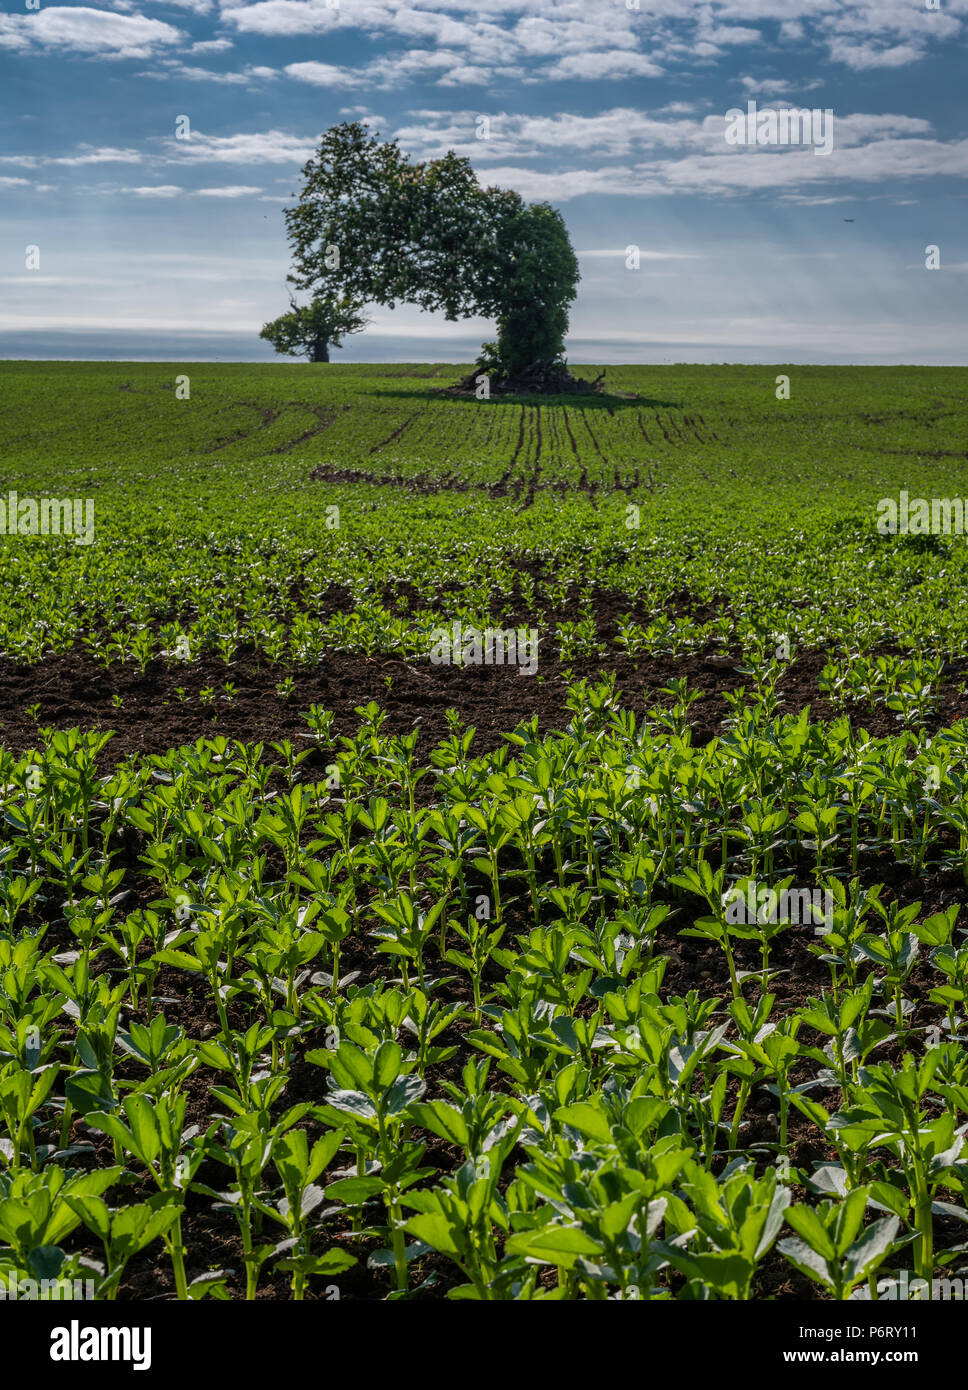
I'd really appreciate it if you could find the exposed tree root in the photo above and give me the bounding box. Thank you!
[448,359,607,397]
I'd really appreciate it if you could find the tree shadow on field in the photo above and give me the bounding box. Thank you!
[374,387,684,410]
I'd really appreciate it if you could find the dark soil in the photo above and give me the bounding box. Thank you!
[3,636,966,771]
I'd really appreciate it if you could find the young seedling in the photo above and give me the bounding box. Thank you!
[779,1187,899,1301]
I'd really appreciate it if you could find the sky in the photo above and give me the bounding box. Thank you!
[1,0,967,363]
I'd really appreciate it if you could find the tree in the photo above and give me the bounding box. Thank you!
[279,122,581,384]
[480,193,580,379]
[260,295,368,363]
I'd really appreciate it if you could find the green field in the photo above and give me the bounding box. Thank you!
[1,361,968,1302]
[2,362,967,669]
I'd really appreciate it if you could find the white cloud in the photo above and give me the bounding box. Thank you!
[284,60,363,88]
[537,50,665,81]
[833,114,933,146]
[779,20,805,42]
[0,312,265,331]
[827,39,927,69]
[453,125,968,202]
[161,129,319,162]
[392,107,708,160]
[112,0,214,11]
[220,0,341,35]
[697,23,762,45]
[188,36,234,51]
[437,64,494,87]
[739,75,823,95]
[578,247,703,259]
[51,146,144,165]
[143,59,276,82]
[392,107,936,165]
[285,46,506,89]
[215,0,968,85]
[339,105,387,124]
[0,7,182,56]
[15,106,962,210]
[193,184,263,195]
[123,184,182,196]
[776,192,857,205]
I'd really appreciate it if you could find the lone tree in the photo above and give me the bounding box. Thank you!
[260,294,367,362]
[278,121,584,391]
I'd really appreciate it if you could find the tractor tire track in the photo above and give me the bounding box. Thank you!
[682,413,708,445]
[549,410,596,504]
[271,407,338,454]
[518,405,542,510]
[490,403,526,498]
[561,406,584,469]
[202,402,281,454]
[579,411,611,500]
[580,412,609,465]
[369,411,421,455]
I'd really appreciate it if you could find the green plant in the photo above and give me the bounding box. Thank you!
[779,1188,900,1300]
[87,1094,203,1300]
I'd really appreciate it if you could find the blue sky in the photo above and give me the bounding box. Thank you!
[1,0,967,362]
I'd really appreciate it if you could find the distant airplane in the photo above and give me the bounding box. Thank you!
[843,218,855,222]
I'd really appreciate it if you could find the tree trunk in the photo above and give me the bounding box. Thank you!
[311,339,330,362]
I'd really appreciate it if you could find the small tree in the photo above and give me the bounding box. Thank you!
[259,295,368,363]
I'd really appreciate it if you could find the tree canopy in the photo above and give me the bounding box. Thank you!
[259,296,367,363]
[279,121,580,385]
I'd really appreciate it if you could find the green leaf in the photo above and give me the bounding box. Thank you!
[327,1089,377,1120]
[778,1236,833,1288]
[844,1217,900,1281]
[152,949,203,972]
[28,1246,65,1281]
[506,1224,604,1262]
[409,1101,470,1150]
[65,1195,112,1244]
[311,1249,357,1274]
[405,1212,462,1259]
[784,1204,837,1261]
[554,1102,612,1146]
[65,1069,115,1116]
[326,1176,385,1204]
